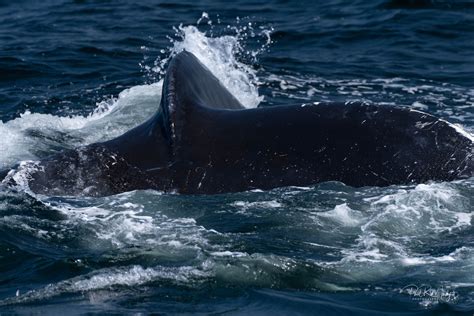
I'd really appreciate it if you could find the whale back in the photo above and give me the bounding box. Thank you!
[21,51,473,196]
[153,52,474,193]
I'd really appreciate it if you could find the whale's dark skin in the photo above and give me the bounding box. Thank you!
[10,51,473,196]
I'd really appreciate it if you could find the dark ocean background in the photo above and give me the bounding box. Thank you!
[1,0,474,314]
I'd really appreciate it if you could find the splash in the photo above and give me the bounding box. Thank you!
[0,83,160,169]
[0,17,272,170]
[147,15,273,108]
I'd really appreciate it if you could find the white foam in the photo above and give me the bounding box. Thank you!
[400,257,427,266]
[156,25,265,108]
[412,101,429,110]
[231,200,282,215]
[233,200,282,208]
[316,182,474,285]
[2,265,209,305]
[0,82,161,169]
[210,251,248,257]
[1,21,270,171]
[317,203,363,227]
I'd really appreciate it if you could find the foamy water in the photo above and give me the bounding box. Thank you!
[0,22,269,170]
[2,179,472,307]
[0,8,473,314]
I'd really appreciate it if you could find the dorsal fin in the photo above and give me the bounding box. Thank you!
[158,51,245,142]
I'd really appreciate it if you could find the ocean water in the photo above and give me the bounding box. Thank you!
[1,0,474,314]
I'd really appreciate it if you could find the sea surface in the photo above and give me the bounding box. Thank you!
[1,0,474,314]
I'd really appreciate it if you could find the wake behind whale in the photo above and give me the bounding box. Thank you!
[3,51,473,196]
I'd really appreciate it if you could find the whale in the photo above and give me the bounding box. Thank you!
[3,51,473,196]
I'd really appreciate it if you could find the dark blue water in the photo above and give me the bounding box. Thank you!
[1,0,474,314]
